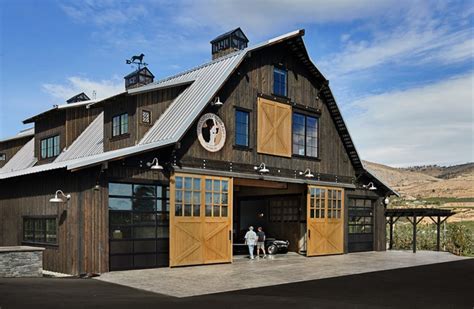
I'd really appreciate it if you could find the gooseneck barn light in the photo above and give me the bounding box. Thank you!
[363,182,377,191]
[212,97,223,106]
[147,157,163,170]
[49,190,71,203]
[299,168,314,178]
[254,163,270,174]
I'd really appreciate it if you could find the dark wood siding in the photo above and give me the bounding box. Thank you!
[34,110,66,165]
[0,136,32,168]
[179,44,355,178]
[104,96,137,151]
[135,85,187,141]
[0,167,109,275]
[65,106,102,147]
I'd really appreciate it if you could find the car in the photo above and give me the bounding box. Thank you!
[265,238,289,255]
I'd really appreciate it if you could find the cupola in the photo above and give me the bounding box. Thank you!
[211,28,249,60]
[124,67,154,90]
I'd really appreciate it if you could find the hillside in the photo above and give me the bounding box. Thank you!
[363,161,474,199]
[402,163,474,179]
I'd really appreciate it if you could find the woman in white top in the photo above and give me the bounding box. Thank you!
[244,226,257,259]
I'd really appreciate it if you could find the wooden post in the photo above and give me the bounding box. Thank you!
[389,216,393,250]
[412,214,417,253]
[436,216,441,251]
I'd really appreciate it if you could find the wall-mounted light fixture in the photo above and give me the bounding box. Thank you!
[49,190,71,203]
[383,197,390,205]
[362,182,377,191]
[212,97,223,106]
[147,157,163,170]
[299,168,314,178]
[254,163,269,174]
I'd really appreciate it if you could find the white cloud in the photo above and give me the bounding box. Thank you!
[318,2,473,77]
[42,76,124,101]
[346,73,474,166]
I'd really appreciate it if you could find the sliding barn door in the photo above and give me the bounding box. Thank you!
[170,174,232,267]
[307,186,344,256]
[257,97,292,157]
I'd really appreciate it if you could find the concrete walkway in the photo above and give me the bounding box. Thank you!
[96,251,468,298]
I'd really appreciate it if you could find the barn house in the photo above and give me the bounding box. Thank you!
[0,29,396,274]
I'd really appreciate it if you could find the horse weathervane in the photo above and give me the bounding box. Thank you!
[126,53,148,70]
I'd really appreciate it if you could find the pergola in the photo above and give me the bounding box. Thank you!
[385,208,454,253]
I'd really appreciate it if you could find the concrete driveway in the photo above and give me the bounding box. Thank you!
[96,250,468,297]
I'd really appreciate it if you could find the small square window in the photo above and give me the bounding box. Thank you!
[142,110,151,124]
[0,153,5,161]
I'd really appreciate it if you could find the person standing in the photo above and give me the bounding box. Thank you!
[256,227,267,258]
[244,226,257,259]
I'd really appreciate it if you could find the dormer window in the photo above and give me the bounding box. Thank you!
[112,113,129,137]
[40,135,60,159]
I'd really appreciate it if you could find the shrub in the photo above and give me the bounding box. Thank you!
[388,222,473,256]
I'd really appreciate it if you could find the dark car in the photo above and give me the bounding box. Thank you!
[265,238,289,255]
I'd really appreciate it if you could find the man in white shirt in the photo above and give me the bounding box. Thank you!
[244,226,257,259]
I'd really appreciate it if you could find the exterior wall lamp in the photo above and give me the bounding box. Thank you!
[212,97,223,106]
[49,190,71,203]
[299,168,314,178]
[383,197,390,205]
[147,157,163,170]
[362,182,377,191]
[254,163,270,173]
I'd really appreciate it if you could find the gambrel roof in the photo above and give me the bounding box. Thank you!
[0,29,394,194]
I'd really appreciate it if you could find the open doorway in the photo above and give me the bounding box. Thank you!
[232,179,307,256]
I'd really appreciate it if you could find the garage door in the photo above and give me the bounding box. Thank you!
[307,186,344,256]
[170,174,233,267]
[108,182,169,270]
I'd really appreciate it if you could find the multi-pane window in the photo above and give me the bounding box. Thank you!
[174,176,201,217]
[0,153,6,161]
[348,199,373,234]
[273,67,287,97]
[174,175,229,218]
[112,113,129,137]
[141,110,151,124]
[292,113,318,157]
[40,135,60,159]
[205,178,229,217]
[309,187,343,219]
[23,217,57,244]
[235,109,249,147]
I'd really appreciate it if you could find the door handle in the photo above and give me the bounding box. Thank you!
[308,230,311,239]
[229,230,232,241]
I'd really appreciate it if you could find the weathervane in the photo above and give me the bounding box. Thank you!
[126,53,148,70]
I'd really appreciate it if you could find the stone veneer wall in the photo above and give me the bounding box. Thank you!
[0,246,45,277]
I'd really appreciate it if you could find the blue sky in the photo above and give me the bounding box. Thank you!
[0,0,472,166]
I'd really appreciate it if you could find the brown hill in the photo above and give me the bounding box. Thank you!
[363,161,474,199]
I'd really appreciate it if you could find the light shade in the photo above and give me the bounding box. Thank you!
[49,190,71,203]
[300,169,314,178]
[363,182,377,191]
[254,163,270,173]
[213,97,223,106]
[148,158,163,170]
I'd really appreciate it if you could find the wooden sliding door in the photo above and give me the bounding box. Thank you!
[307,186,344,256]
[170,173,233,267]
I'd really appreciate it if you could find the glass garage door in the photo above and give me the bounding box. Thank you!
[109,182,169,270]
[348,198,374,252]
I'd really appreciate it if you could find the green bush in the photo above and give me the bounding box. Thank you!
[388,221,473,256]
